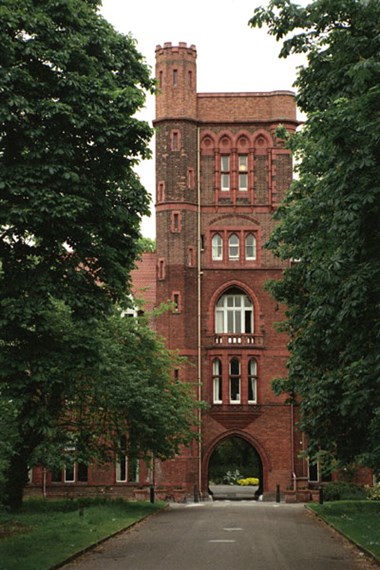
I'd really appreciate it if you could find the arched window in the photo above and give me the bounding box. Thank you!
[215,288,253,334]
[248,359,257,404]
[245,234,256,260]
[229,358,241,403]
[212,234,223,260]
[229,234,239,260]
[212,359,222,404]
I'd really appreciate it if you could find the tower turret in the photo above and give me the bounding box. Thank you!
[154,42,199,356]
[155,42,197,120]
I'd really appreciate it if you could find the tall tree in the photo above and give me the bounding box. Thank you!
[34,308,200,479]
[250,0,380,475]
[0,0,155,508]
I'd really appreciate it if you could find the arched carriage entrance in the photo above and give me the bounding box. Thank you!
[205,435,264,499]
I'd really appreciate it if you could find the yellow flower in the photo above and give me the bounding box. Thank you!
[237,477,259,486]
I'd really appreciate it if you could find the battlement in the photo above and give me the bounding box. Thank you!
[156,42,197,58]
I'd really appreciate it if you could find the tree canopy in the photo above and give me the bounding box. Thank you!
[0,0,198,509]
[250,0,380,475]
[33,307,199,471]
[138,236,156,253]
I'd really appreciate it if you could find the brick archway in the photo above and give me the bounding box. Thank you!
[202,430,270,496]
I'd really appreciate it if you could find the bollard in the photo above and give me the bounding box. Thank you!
[319,486,324,505]
[194,484,199,503]
[150,484,155,504]
[276,484,281,503]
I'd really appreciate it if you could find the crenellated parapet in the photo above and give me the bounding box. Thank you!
[155,42,197,121]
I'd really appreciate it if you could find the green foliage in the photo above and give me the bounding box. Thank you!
[137,237,156,253]
[0,0,166,509]
[0,499,164,570]
[366,483,380,501]
[309,501,380,561]
[208,437,261,484]
[0,398,19,501]
[250,1,380,476]
[50,308,200,463]
[323,481,367,501]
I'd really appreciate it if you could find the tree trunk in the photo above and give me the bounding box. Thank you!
[4,451,30,511]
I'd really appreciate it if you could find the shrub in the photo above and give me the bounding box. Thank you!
[237,477,259,486]
[224,469,242,484]
[323,481,367,501]
[366,483,380,501]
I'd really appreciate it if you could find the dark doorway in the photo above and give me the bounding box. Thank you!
[208,436,263,495]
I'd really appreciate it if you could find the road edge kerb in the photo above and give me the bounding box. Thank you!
[49,503,169,570]
[304,505,380,567]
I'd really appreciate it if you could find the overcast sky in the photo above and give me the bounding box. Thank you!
[100,0,308,238]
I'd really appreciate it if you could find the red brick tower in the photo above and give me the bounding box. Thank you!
[154,43,201,490]
[154,42,302,498]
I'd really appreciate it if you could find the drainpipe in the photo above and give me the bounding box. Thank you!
[291,403,296,490]
[197,126,202,498]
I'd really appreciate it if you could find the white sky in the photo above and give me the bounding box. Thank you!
[100,0,308,238]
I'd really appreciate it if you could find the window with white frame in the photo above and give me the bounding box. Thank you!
[51,446,88,483]
[63,463,75,483]
[238,155,248,190]
[215,289,253,334]
[50,461,87,483]
[212,358,223,404]
[116,435,140,483]
[212,234,223,260]
[248,358,258,403]
[221,155,230,190]
[229,358,241,403]
[245,234,257,260]
[228,234,239,260]
[116,435,128,482]
[129,457,140,483]
[52,446,88,483]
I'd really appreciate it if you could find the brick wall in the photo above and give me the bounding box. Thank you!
[153,43,300,498]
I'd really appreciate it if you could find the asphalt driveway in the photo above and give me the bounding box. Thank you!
[62,501,377,570]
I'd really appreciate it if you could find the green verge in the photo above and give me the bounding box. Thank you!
[308,500,380,561]
[0,498,166,570]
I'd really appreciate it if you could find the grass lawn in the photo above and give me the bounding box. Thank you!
[0,497,165,570]
[308,500,380,561]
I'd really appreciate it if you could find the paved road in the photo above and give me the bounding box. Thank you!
[63,501,376,570]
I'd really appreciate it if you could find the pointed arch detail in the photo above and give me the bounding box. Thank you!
[202,430,271,491]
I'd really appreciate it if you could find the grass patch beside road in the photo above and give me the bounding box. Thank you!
[308,500,380,561]
[0,498,165,570]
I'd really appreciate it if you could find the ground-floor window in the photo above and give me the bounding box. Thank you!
[116,435,140,483]
[308,460,332,483]
[51,462,88,483]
